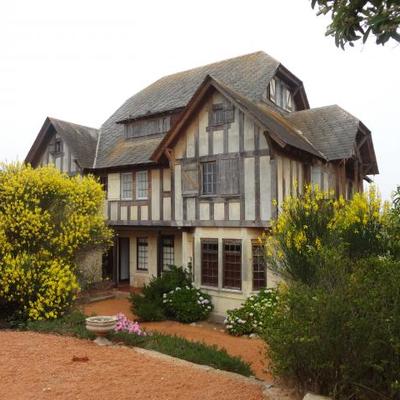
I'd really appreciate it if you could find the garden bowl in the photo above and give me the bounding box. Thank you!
[85,315,117,337]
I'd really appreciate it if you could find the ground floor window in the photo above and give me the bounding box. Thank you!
[137,237,148,271]
[223,240,242,290]
[252,241,266,290]
[161,236,174,271]
[201,239,218,287]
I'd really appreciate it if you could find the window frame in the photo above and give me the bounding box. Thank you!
[137,237,149,271]
[269,77,295,112]
[252,241,266,291]
[120,172,133,200]
[222,239,242,290]
[136,170,149,200]
[201,161,217,196]
[201,239,219,287]
[161,236,174,272]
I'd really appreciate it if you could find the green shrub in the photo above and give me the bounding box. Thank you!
[25,309,95,340]
[130,266,192,321]
[113,331,253,377]
[264,257,400,399]
[163,286,213,323]
[225,288,278,336]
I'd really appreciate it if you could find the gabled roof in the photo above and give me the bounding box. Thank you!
[152,75,323,162]
[95,51,306,169]
[25,117,98,169]
[286,105,378,174]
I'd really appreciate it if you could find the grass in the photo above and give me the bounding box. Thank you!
[24,310,253,377]
[112,331,253,377]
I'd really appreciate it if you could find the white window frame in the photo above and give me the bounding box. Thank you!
[121,173,133,200]
[136,170,148,200]
[137,237,148,271]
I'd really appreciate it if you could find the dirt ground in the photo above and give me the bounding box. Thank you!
[83,297,272,381]
[0,331,265,400]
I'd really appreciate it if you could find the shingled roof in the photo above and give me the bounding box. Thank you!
[94,51,283,168]
[25,117,98,169]
[286,105,362,161]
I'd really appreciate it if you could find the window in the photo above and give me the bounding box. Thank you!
[223,240,242,290]
[121,173,132,199]
[125,116,170,139]
[161,236,174,271]
[201,239,218,287]
[137,238,148,271]
[211,103,234,126]
[269,78,295,112]
[252,242,266,291]
[219,158,239,195]
[99,176,108,194]
[202,161,217,195]
[136,171,148,199]
[54,139,62,154]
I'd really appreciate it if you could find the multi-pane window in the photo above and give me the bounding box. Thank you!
[137,238,148,271]
[54,139,62,154]
[252,242,266,291]
[136,170,148,199]
[269,78,295,112]
[161,237,174,271]
[211,103,234,126]
[125,116,170,139]
[121,173,132,200]
[201,239,219,287]
[202,161,217,195]
[223,240,242,290]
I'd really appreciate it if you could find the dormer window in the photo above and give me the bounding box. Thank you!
[269,78,295,112]
[125,116,170,139]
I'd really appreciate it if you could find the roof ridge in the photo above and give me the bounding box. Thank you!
[153,51,277,82]
[48,116,99,131]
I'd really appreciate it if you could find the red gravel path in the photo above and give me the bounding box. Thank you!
[0,331,264,400]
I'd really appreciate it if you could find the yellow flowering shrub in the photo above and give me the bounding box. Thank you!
[261,184,392,285]
[0,163,113,320]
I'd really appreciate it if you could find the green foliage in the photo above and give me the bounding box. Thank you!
[225,289,278,336]
[129,266,192,321]
[24,309,95,340]
[163,286,213,323]
[311,0,400,48]
[113,331,253,377]
[264,257,400,399]
[0,163,113,320]
[263,185,391,286]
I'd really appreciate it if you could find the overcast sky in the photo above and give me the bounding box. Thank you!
[0,1,398,200]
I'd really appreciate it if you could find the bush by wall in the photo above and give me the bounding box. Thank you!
[224,288,278,336]
[0,164,112,321]
[163,286,213,323]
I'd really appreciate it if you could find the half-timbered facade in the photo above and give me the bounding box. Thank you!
[26,51,378,320]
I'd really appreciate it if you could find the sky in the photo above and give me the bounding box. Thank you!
[0,0,398,200]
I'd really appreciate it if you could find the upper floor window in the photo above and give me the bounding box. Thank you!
[211,103,234,127]
[269,78,295,112]
[202,161,217,195]
[136,170,148,200]
[125,116,170,139]
[121,173,132,200]
[54,139,62,154]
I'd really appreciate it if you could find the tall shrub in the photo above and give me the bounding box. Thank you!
[0,163,112,320]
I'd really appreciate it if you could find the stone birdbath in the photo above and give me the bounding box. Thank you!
[85,316,117,346]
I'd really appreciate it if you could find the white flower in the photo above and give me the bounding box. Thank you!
[162,299,167,303]
[199,296,204,301]
[207,306,211,309]
[224,318,228,324]
[202,299,209,304]
[163,293,167,298]
[226,325,233,329]
[249,312,254,317]
[175,287,181,291]
[197,301,201,305]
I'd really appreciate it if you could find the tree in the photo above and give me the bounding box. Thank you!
[0,163,113,320]
[311,0,400,48]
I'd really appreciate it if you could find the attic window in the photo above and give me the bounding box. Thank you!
[125,116,170,139]
[211,103,234,126]
[269,78,295,112]
[54,139,62,154]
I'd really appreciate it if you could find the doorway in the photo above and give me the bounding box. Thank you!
[118,237,130,282]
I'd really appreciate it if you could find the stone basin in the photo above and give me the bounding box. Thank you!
[86,316,117,338]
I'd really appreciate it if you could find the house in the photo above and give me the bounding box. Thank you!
[25,51,378,320]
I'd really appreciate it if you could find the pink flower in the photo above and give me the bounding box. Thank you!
[114,313,146,336]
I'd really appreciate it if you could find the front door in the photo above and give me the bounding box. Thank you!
[118,237,130,282]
